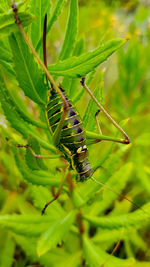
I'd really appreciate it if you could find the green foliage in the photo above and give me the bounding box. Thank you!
[9,33,46,104]
[0,11,35,37]
[37,211,76,256]
[48,39,127,77]
[0,0,150,266]
[58,0,78,60]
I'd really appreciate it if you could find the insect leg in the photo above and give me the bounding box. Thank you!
[95,109,102,134]
[41,171,70,215]
[52,98,69,146]
[16,144,61,159]
[81,77,130,144]
[86,131,128,145]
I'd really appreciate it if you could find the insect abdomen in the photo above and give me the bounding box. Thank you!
[46,88,92,181]
[46,88,85,150]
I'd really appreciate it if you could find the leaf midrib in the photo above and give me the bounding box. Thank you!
[16,36,44,104]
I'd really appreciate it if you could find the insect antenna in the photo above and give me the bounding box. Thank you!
[90,176,147,214]
[43,14,47,68]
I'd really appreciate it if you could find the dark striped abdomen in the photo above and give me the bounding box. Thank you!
[46,87,92,181]
[46,88,85,152]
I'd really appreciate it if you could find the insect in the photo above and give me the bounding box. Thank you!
[12,4,131,215]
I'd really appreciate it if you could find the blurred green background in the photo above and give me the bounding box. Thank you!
[0,0,150,266]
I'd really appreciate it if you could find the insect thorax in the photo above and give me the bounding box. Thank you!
[46,87,92,181]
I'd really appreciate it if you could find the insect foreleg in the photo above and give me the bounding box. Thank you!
[81,77,130,144]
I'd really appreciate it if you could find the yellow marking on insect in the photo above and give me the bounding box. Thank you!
[63,139,86,146]
[47,102,62,112]
[67,123,72,128]
[62,122,82,131]
[61,144,72,156]
[61,131,85,139]
[77,145,87,153]
[45,109,53,135]
[50,110,62,119]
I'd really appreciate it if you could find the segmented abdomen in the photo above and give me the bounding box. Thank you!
[46,88,85,153]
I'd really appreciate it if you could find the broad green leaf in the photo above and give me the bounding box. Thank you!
[72,145,132,209]
[0,11,35,37]
[0,74,46,129]
[83,86,101,130]
[14,234,77,267]
[47,0,67,32]
[72,69,96,103]
[36,0,67,51]
[134,148,150,196]
[83,70,104,130]
[97,162,133,215]
[0,232,15,267]
[48,39,127,77]
[0,0,9,12]
[0,74,56,152]
[84,202,150,229]
[0,38,15,77]
[37,210,76,256]
[25,136,48,171]
[13,146,60,186]
[59,0,78,60]
[61,38,84,96]
[30,0,51,49]
[68,38,84,98]
[9,32,46,104]
[0,214,55,236]
[29,185,66,218]
[83,235,135,267]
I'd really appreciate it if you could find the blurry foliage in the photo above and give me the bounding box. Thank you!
[0,0,150,267]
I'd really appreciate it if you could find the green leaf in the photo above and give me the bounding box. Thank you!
[13,146,60,186]
[83,70,104,130]
[0,74,46,129]
[9,32,46,104]
[68,38,84,98]
[83,235,135,267]
[25,136,48,171]
[58,0,78,60]
[0,214,55,236]
[48,39,127,77]
[0,38,15,77]
[0,74,56,153]
[0,232,15,267]
[0,0,9,12]
[48,0,67,32]
[72,69,96,103]
[37,210,76,256]
[83,202,150,230]
[36,0,67,51]
[97,162,133,214]
[30,0,51,49]
[13,234,77,267]
[29,185,66,218]
[61,38,84,96]
[0,11,35,37]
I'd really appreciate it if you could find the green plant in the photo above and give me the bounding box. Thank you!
[0,1,150,267]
